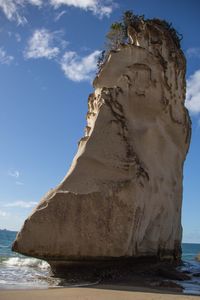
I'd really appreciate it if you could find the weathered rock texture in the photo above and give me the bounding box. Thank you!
[13,20,191,267]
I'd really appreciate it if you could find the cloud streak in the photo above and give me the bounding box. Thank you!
[60,50,100,81]
[0,0,42,25]
[0,48,14,65]
[185,69,200,115]
[16,181,24,186]
[54,9,67,21]
[50,0,115,17]
[4,201,37,208]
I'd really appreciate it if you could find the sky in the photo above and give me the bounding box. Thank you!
[0,0,199,243]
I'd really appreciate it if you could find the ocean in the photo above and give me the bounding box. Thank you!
[0,230,56,289]
[0,230,200,293]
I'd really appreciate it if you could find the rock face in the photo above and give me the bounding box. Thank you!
[13,19,191,268]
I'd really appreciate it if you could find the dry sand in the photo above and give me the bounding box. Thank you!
[0,287,200,300]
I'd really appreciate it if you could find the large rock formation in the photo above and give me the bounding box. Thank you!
[13,19,191,270]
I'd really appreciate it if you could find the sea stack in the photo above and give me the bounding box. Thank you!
[13,17,191,272]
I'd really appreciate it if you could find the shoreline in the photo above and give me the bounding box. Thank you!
[1,259,200,295]
[0,286,200,300]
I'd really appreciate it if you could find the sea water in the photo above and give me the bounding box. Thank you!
[0,230,200,293]
[0,230,59,289]
[179,243,200,294]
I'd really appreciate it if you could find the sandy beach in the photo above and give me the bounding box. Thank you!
[0,287,200,300]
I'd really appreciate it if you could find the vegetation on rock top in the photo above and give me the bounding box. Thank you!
[97,10,183,70]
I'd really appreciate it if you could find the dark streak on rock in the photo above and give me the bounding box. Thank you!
[101,86,149,184]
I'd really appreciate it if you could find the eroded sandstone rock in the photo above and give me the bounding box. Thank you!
[12,19,191,268]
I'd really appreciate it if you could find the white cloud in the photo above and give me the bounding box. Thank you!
[8,170,20,178]
[24,29,60,59]
[185,70,200,114]
[4,201,37,208]
[50,0,115,17]
[28,0,42,4]
[16,181,24,185]
[0,0,42,25]
[60,50,100,81]
[0,48,14,65]
[0,209,8,217]
[15,33,21,42]
[187,47,200,59]
[0,0,114,25]
[7,31,21,42]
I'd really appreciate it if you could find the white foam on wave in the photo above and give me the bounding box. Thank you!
[3,257,50,270]
[0,245,9,248]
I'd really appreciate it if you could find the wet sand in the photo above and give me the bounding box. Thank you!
[0,287,200,300]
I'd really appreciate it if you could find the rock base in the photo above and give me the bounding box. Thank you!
[48,258,190,293]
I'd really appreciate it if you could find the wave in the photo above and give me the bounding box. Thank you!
[0,245,10,248]
[3,257,50,270]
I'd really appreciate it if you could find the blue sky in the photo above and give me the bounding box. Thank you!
[0,0,199,243]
